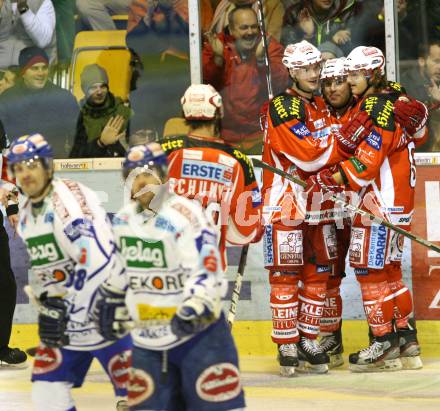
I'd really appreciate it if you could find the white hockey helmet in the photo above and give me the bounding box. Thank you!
[181,84,223,120]
[345,46,385,75]
[320,57,347,80]
[282,40,322,70]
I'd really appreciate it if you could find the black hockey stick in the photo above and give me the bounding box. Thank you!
[227,244,249,328]
[252,157,440,254]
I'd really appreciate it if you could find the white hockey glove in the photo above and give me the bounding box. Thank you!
[170,296,217,338]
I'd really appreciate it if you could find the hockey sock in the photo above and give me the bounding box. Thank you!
[298,283,327,339]
[359,281,394,336]
[388,279,413,329]
[320,285,342,334]
[270,272,299,344]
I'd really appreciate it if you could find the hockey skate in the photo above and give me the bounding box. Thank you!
[349,332,402,373]
[296,336,329,374]
[0,347,28,369]
[319,328,344,368]
[399,327,423,370]
[277,344,299,377]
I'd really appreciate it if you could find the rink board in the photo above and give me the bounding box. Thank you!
[9,155,440,324]
[9,320,440,357]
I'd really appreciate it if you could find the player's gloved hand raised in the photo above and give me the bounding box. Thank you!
[336,111,373,153]
[394,96,428,136]
[171,296,216,338]
[38,293,70,348]
[93,284,130,341]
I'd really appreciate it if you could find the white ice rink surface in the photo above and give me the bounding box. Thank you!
[1,357,440,411]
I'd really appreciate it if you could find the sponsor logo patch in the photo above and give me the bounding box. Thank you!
[181,159,233,184]
[136,303,177,321]
[26,233,64,266]
[367,224,388,269]
[289,122,312,139]
[251,188,262,208]
[365,129,382,150]
[277,230,303,266]
[263,224,274,266]
[128,369,155,407]
[323,224,338,260]
[129,272,185,292]
[121,237,167,268]
[349,157,367,173]
[108,350,132,389]
[33,346,62,374]
[196,363,241,402]
[349,228,365,265]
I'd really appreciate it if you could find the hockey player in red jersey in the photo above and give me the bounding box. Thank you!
[261,41,370,376]
[160,84,262,270]
[305,46,427,372]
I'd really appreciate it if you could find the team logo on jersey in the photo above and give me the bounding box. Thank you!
[32,346,62,374]
[367,224,388,269]
[26,233,64,266]
[154,216,177,233]
[181,159,233,184]
[349,228,366,265]
[277,230,303,266]
[365,129,382,150]
[289,123,312,139]
[108,350,132,389]
[44,212,54,223]
[196,363,241,402]
[128,369,155,407]
[121,237,167,268]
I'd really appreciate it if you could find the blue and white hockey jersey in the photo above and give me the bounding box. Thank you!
[17,178,124,350]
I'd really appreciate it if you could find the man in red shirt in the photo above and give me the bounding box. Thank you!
[203,6,288,153]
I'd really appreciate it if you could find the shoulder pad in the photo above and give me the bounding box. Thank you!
[221,146,256,186]
[160,135,187,154]
[360,94,396,131]
[269,93,306,127]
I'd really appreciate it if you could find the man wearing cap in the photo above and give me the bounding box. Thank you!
[0,46,79,158]
[0,0,57,67]
[70,64,132,158]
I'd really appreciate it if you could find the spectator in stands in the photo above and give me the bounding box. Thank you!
[209,0,284,42]
[281,0,360,50]
[0,47,78,158]
[70,64,132,158]
[203,6,288,153]
[0,67,18,95]
[126,0,213,135]
[401,39,440,151]
[0,0,57,67]
[76,0,130,30]
[318,40,344,60]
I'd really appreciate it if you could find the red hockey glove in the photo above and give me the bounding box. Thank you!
[336,111,373,154]
[394,96,428,136]
[305,169,344,196]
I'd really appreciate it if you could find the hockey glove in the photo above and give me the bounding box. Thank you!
[38,293,70,348]
[336,111,373,154]
[94,284,130,341]
[170,296,216,338]
[305,169,344,198]
[394,96,428,136]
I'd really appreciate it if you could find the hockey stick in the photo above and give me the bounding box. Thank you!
[227,244,250,329]
[256,0,273,99]
[252,157,440,254]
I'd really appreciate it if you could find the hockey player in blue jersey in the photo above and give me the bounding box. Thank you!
[94,142,246,411]
[7,134,132,411]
